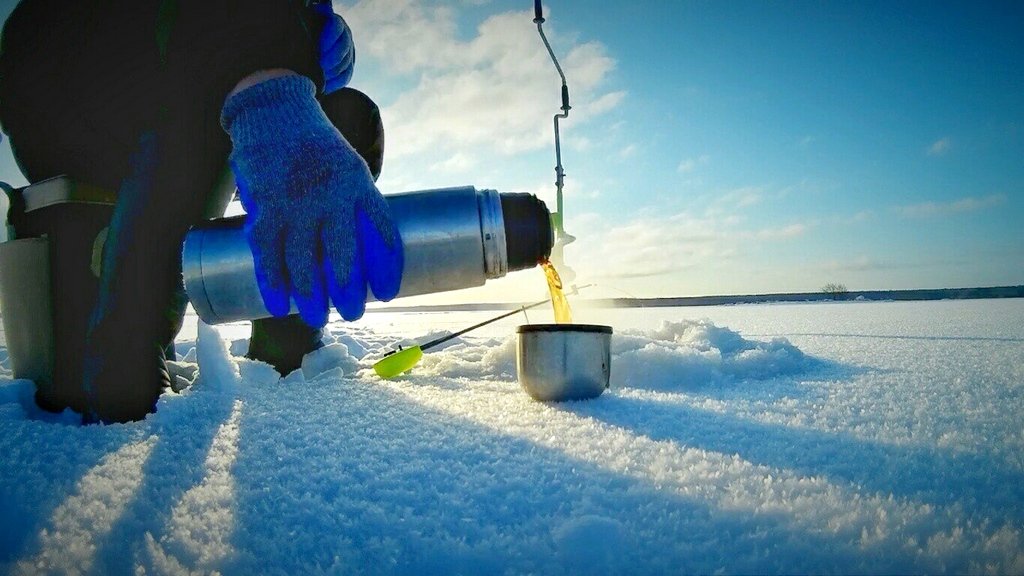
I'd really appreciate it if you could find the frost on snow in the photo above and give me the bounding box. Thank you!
[1,300,1023,574]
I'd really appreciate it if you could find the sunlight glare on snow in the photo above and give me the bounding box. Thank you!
[144,399,243,573]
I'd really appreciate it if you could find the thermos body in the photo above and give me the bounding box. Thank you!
[182,187,553,324]
[0,178,551,407]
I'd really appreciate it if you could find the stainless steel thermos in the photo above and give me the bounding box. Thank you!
[182,186,554,324]
[1,178,553,401]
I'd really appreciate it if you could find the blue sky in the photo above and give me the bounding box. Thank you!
[2,0,1022,302]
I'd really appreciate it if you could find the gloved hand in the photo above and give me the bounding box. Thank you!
[221,74,403,327]
[314,2,355,94]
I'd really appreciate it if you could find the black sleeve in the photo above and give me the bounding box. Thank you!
[0,0,331,187]
[0,0,164,185]
[165,0,326,107]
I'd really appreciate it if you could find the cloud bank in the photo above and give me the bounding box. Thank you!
[895,194,1006,218]
[341,0,623,160]
[566,201,809,285]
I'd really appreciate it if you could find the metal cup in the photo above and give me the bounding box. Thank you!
[516,324,612,401]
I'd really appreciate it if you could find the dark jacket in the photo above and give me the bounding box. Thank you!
[0,0,342,419]
[0,0,328,190]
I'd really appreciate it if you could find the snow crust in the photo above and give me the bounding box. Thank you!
[1,299,1023,574]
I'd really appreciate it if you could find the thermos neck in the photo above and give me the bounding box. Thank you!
[499,192,553,271]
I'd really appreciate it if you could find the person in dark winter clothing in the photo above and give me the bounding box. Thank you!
[0,0,403,422]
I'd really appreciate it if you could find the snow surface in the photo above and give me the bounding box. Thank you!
[1,299,1023,574]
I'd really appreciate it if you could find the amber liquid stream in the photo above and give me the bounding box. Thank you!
[540,259,573,324]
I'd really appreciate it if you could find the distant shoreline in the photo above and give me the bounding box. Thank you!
[368,285,1024,313]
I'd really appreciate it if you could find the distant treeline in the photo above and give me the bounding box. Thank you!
[369,285,1024,313]
[587,285,1024,309]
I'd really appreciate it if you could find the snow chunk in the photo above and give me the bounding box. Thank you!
[237,358,282,386]
[194,321,240,394]
[331,333,369,360]
[414,335,512,380]
[401,319,814,391]
[613,319,815,391]
[229,339,249,358]
[301,343,360,381]
[553,515,632,573]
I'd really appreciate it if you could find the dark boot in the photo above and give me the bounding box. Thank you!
[83,328,172,424]
[247,315,325,375]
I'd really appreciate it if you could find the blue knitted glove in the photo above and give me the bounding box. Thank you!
[314,2,355,94]
[222,75,403,327]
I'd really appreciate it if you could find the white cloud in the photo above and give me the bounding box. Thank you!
[820,255,890,273]
[849,210,873,223]
[704,186,764,216]
[557,176,602,201]
[586,89,626,115]
[564,208,807,283]
[753,223,807,240]
[927,137,952,156]
[566,135,594,152]
[778,177,838,199]
[429,152,476,174]
[342,1,622,160]
[814,210,873,227]
[557,181,810,286]
[565,211,727,280]
[677,154,710,174]
[895,194,1006,218]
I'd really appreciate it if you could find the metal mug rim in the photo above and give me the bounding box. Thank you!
[516,323,612,334]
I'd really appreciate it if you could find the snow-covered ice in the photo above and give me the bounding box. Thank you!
[1,299,1023,574]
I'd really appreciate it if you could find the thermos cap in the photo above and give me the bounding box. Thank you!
[499,192,553,271]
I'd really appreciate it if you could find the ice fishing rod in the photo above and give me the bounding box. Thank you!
[534,0,577,279]
[373,284,592,378]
